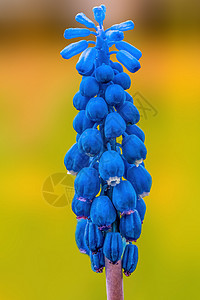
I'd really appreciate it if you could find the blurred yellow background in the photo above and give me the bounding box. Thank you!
[0,0,200,299]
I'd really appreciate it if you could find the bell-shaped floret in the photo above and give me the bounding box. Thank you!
[90,196,117,230]
[78,128,103,156]
[122,134,147,165]
[93,5,106,25]
[73,91,90,110]
[99,150,124,185]
[64,28,91,39]
[105,112,126,139]
[126,124,145,142]
[95,64,114,83]
[112,180,137,214]
[113,72,131,90]
[74,167,100,199]
[75,12,97,29]
[105,30,124,42]
[80,76,100,98]
[73,110,95,134]
[64,143,89,175]
[86,97,108,122]
[125,91,133,104]
[76,47,96,76]
[117,102,140,125]
[60,40,88,59]
[85,220,104,253]
[90,248,105,273]
[127,165,152,198]
[72,194,92,219]
[75,219,89,254]
[115,41,142,60]
[119,210,142,241]
[110,61,123,73]
[136,198,146,223]
[122,244,138,276]
[103,232,123,264]
[109,20,134,32]
[116,50,141,73]
[105,84,126,106]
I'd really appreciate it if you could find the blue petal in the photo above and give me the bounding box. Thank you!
[75,12,97,29]
[60,40,88,59]
[64,28,91,39]
[115,41,142,60]
[76,47,96,76]
[116,50,141,73]
[109,20,134,31]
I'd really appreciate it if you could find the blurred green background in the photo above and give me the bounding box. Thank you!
[0,0,200,299]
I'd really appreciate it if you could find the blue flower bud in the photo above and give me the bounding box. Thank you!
[105,84,126,106]
[60,40,88,59]
[122,244,138,276]
[74,167,100,199]
[105,30,124,42]
[105,112,126,139]
[113,180,137,214]
[117,102,140,125]
[127,165,152,198]
[113,72,131,90]
[122,134,147,165]
[72,194,92,219]
[136,198,146,223]
[109,20,134,31]
[119,210,142,241]
[93,6,106,25]
[115,41,142,60]
[75,219,89,254]
[80,76,100,98]
[95,64,114,83]
[73,110,95,134]
[78,128,103,156]
[125,91,133,104]
[86,97,108,122]
[126,124,145,142]
[85,220,104,253]
[103,232,123,264]
[64,143,89,175]
[90,248,105,273]
[76,47,96,76]
[110,61,123,73]
[73,91,90,110]
[116,50,141,73]
[64,28,91,39]
[90,196,117,230]
[75,12,97,29]
[99,150,124,185]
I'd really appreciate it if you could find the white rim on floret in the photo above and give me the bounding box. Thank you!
[67,170,77,176]
[107,176,121,186]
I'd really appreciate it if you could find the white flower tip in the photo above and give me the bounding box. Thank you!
[134,159,143,167]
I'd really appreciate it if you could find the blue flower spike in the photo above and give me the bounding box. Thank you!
[61,5,152,277]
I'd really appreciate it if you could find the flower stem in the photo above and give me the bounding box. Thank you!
[105,258,124,300]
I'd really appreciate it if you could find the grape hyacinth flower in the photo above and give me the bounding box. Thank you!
[61,4,152,299]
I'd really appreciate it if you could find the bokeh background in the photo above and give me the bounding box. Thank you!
[0,0,200,299]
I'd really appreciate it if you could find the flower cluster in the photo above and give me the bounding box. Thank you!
[62,5,152,276]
